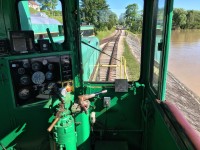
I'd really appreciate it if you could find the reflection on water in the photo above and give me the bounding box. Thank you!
[169,30,200,96]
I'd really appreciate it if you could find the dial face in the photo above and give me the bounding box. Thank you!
[18,88,30,100]
[45,71,53,80]
[23,62,30,68]
[20,75,31,85]
[32,62,42,71]
[48,63,54,71]
[18,68,25,75]
[32,71,45,84]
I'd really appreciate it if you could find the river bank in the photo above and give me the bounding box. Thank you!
[126,32,200,133]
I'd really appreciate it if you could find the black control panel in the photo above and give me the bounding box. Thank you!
[9,55,72,106]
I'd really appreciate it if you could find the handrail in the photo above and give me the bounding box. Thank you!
[161,100,200,149]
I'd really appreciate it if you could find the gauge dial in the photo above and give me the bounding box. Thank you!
[23,62,30,68]
[48,63,54,71]
[32,62,42,71]
[18,88,30,100]
[18,68,25,75]
[45,71,53,80]
[20,75,31,85]
[32,71,45,84]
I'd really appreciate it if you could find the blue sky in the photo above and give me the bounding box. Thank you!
[107,0,200,18]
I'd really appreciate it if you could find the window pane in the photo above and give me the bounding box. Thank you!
[80,0,143,82]
[152,0,166,90]
[167,0,200,134]
[18,0,64,43]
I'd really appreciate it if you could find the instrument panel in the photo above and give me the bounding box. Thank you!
[9,55,72,106]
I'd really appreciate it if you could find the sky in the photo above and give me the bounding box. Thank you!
[106,0,200,18]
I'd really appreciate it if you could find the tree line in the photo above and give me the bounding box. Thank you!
[173,8,200,29]
[119,3,143,33]
[80,0,118,31]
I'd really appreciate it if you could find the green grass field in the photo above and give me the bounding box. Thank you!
[123,39,140,81]
[96,28,115,41]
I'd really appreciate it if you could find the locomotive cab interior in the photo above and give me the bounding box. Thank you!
[0,0,199,150]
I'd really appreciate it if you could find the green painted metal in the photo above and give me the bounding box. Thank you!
[81,37,100,81]
[0,0,197,150]
[53,115,77,150]
[160,0,174,100]
[75,113,91,150]
[18,1,32,30]
[80,25,94,31]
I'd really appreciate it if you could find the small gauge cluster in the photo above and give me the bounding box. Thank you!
[9,55,73,106]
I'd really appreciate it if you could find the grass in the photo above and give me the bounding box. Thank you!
[123,39,140,81]
[96,28,115,41]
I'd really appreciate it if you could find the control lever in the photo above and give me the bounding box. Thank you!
[47,103,65,132]
[78,90,107,113]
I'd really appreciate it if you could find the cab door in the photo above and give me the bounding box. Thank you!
[150,0,174,100]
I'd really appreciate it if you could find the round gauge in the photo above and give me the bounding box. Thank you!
[32,62,42,71]
[18,68,25,75]
[42,59,48,65]
[23,62,30,68]
[48,63,54,71]
[20,75,31,85]
[32,71,45,84]
[18,88,30,100]
[45,71,53,80]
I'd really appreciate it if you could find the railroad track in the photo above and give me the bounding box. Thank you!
[96,30,122,81]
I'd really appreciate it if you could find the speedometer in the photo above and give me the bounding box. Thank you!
[32,71,45,84]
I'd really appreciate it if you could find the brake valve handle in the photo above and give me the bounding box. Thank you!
[77,90,107,113]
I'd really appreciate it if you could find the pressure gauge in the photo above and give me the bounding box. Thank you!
[32,71,45,84]
[45,71,53,80]
[48,63,54,71]
[20,75,31,85]
[23,62,30,68]
[32,61,42,71]
[18,88,30,100]
[18,68,25,75]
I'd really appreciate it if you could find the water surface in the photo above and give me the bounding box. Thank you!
[169,30,200,96]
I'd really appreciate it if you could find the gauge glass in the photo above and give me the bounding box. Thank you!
[18,88,30,100]
[48,63,54,71]
[32,71,45,84]
[18,68,25,75]
[20,75,31,85]
[45,71,53,80]
[23,62,30,68]
[32,62,42,71]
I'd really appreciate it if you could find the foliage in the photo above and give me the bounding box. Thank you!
[37,0,58,16]
[124,3,142,33]
[29,7,39,14]
[96,28,115,41]
[80,0,117,31]
[119,13,125,26]
[123,39,140,81]
[173,8,187,29]
[173,8,200,29]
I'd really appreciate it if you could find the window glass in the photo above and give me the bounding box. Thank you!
[152,0,166,91]
[80,0,143,82]
[167,0,200,134]
[18,0,64,43]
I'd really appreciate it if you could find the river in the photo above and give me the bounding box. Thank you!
[169,30,200,97]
